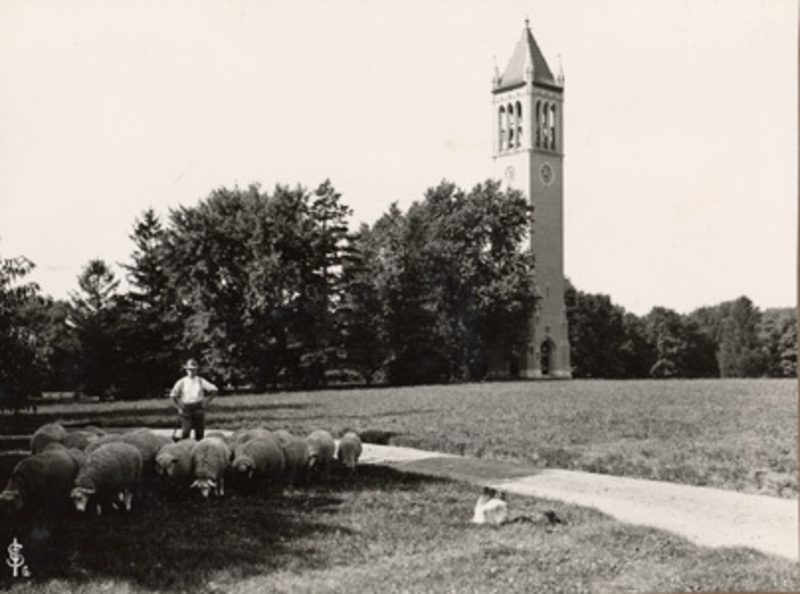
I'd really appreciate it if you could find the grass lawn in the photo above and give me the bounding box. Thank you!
[1,466,797,593]
[1,378,796,592]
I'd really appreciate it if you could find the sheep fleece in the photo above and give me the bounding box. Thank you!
[75,442,143,493]
[233,436,285,481]
[337,432,363,469]
[2,449,80,511]
[156,439,196,481]
[191,438,231,481]
[30,422,68,454]
[278,435,309,486]
[305,430,335,466]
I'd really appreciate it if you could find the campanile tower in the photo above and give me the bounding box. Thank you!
[492,19,571,378]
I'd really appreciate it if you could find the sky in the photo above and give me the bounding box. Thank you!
[0,0,796,316]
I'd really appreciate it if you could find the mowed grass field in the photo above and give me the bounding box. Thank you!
[1,378,797,593]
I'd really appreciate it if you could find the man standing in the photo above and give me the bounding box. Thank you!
[170,359,218,440]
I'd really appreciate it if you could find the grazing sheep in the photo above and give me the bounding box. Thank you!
[336,431,363,472]
[62,428,104,450]
[305,430,335,479]
[123,429,171,464]
[41,442,87,467]
[82,425,107,437]
[71,442,143,515]
[275,431,309,488]
[230,426,272,449]
[232,436,285,491]
[85,429,168,477]
[84,433,125,454]
[155,439,196,484]
[190,436,231,498]
[0,448,82,522]
[273,429,294,445]
[30,422,68,454]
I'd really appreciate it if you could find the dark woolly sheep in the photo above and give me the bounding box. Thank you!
[305,429,335,481]
[229,426,273,449]
[276,431,309,488]
[0,448,82,523]
[30,422,68,454]
[155,439,196,485]
[71,442,143,515]
[190,436,231,498]
[232,435,285,492]
[62,428,104,450]
[337,431,363,472]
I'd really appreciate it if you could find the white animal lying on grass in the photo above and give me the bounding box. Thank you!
[472,487,508,525]
[71,442,143,515]
[232,435,285,490]
[190,436,231,498]
[0,448,82,521]
[336,431,362,472]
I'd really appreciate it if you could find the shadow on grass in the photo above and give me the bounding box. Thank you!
[0,465,442,592]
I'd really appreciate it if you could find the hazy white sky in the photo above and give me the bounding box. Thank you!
[0,0,796,315]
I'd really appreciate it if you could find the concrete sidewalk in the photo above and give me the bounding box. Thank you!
[360,443,799,562]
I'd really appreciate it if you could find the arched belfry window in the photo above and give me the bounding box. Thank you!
[535,100,542,147]
[549,104,557,150]
[540,102,549,148]
[515,102,523,148]
[498,106,506,152]
[506,103,514,148]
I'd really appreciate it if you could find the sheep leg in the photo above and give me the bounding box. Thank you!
[123,489,133,512]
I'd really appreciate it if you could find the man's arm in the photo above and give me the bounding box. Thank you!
[170,379,184,411]
[201,378,219,405]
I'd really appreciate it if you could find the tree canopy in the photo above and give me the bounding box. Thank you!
[1,178,795,403]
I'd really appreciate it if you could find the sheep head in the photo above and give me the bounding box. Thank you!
[0,489,23,512]
[70,486,96,513]
[155,454,173,476]
[190,478,216,498]
[233,457,255,479]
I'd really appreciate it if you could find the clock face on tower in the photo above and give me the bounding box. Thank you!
[539,162,554,186]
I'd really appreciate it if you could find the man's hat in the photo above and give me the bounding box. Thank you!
[184,358,199,370]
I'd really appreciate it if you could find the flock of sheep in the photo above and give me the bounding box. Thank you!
[0,422,363,521]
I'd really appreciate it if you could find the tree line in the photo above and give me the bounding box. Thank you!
[1,179,796,406]
[565,284,796,379]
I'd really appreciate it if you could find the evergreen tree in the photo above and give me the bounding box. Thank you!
[69,259,122,397]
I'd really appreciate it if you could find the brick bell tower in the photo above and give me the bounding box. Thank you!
[491,19,571,378]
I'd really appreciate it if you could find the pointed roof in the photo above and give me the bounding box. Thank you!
[494,20,558,91]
